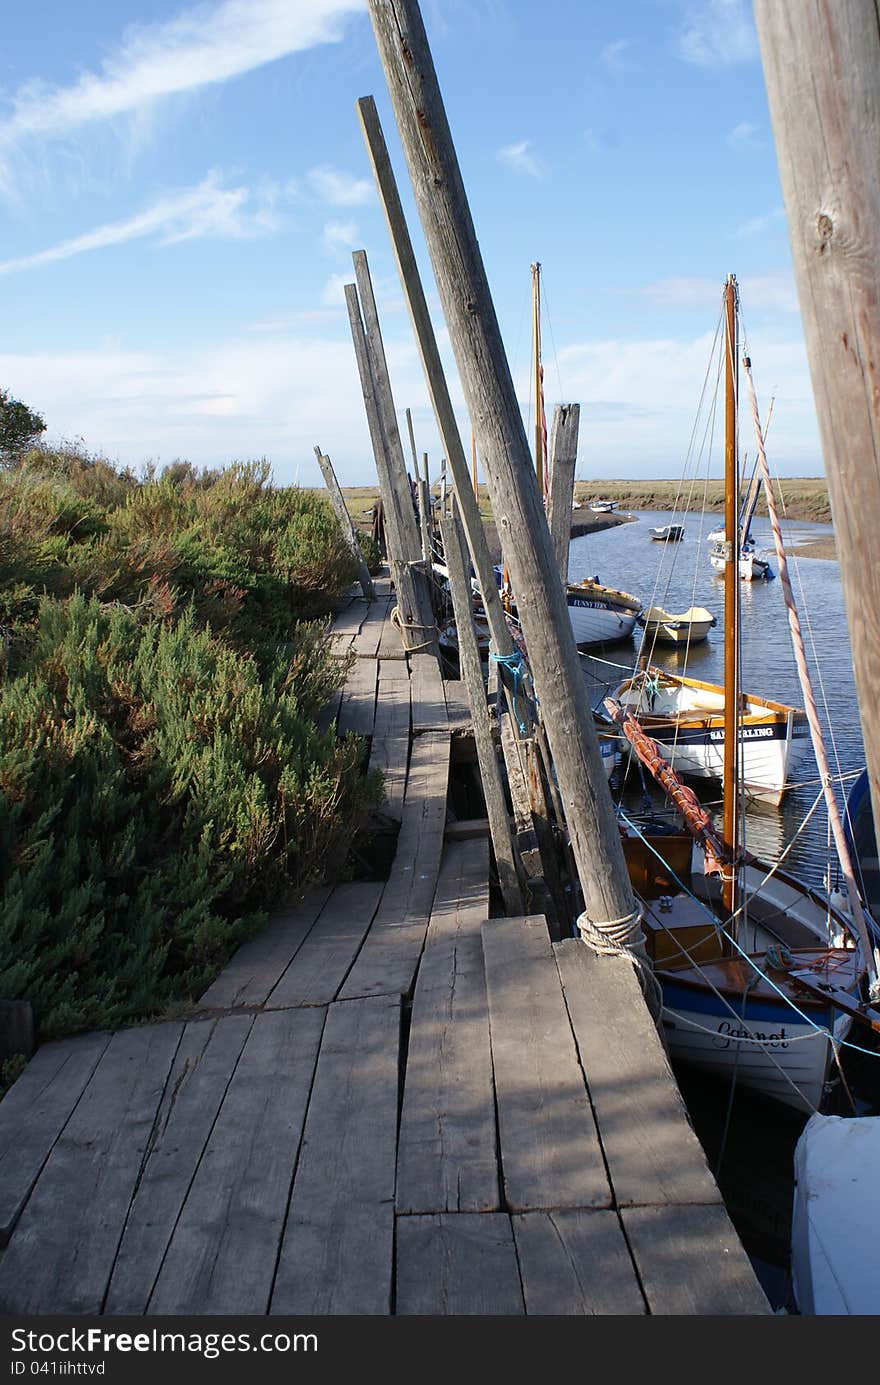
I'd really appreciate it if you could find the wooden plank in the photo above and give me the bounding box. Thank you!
[396,839,497,1213]
[329,597,368,639]
[0,1031,111,1246]
[338,732,450,1000]
[265,881,384,1009]
[396,1214,524,1315]
[0,1023,182,1314]
[409,652,448,730]
[104,1014,254,1314]
[377,604,407,659]
[513,1210,646,1315]
[337,655,378,737]
[481,916,611,1211]
[351,596,391,658]
[378,648,410,678]
[270,997,400,1314]
[621,1204,771,1315]
[442,678,472,730]
[554,941,722,1208]
[315,684,344,736]
[368,673,411,822]
[147,1007,325,1316]
[197,887,331,1011]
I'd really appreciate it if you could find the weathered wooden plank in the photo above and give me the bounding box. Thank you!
[378,648,410,678]
[351,596,391,658]
[481,916,611,1211]
[337,655,378,737]
[396,1214,524,1315]
[442,678,472,730]
[0,1023,182,1314]
[554,941,722,1208]
[315,684,344,736]
[0,1031,111,1246]
[197,887,331,1011]
[621,1204,771,1315]
[368,675,411,823]
[329,597,368,639]
[396,839,497,1213]
[377,604,407,659]
[338,732,450,1000]
[265,881,384,1009]
[513,1210,646,1315]
[270,997,400,1314]
[147,1007,325,1316]
[104,1014,254,1314]
[409,652,448,730]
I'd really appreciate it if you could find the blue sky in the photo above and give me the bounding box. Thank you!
[0,0,821,485]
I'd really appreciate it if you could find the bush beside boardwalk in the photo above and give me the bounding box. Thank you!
[0,447,383,1050]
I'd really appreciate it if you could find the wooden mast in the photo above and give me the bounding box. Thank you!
[531,262,546,499]
[722,274,739,917]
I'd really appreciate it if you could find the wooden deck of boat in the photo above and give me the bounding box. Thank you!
[0,580,770,1317]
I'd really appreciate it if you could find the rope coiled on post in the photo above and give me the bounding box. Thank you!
[390,605,438,655]
[577,905,663,1018]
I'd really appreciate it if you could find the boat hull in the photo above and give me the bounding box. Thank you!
[566,583,641,647]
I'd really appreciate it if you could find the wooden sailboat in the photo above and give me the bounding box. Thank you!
[606,279,806,804]
[526,262,642,646]
[608,276,880,1115]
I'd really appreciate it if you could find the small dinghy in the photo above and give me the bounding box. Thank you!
[636,605,716,645]
[650,524,685,541]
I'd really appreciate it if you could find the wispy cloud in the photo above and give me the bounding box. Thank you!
[675,0,757,68]
[0,0,363,193]
[600,39,636,72]
[322,219,358,254]
[727,120,759,149]
[737,207,786,237]
[497,140,542,179]
[0,174,290,274]
[307,166,373,206]
[644,273,798,314]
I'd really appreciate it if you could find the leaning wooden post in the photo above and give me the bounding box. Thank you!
[754,0,880,867]
[345,279,437,656]
[314,445,376,601]
[546,404,580,585]
[406,407,432,564]
[439,457,448,516]
[365,0,651,987]
[440,514,524,914]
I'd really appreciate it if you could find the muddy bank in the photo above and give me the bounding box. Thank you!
[481,511,631,564]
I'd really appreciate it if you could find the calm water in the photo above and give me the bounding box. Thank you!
[569,509,875,1309]
[569,509,864,891]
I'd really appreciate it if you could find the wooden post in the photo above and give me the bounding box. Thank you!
[406,408,432,565]
[754,0,880,862]
[314,445,376,601]
[364,0,645,961]
[345,278,438,656]
[422,451,433,556]
[545,404,580,584]
[440,515,523,914]
[356,96,514,666]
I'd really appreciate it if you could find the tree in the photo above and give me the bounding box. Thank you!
[0,390,46,460]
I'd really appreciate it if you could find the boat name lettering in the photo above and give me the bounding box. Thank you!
[713,1022,790,1050]
[707,726,774,741]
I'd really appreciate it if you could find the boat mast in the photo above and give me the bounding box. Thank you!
[531,261,547,500]
[722,274,740,916]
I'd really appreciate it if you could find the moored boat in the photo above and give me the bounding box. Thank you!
[636,605,715,646]
[650,524,685,541]
[565,578,642,647]
[589,499,616,513]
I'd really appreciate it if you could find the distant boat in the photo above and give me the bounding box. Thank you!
[708,525,774,580]
[589,499,617,513]
[650,524,685,542]
[636,605,716,646]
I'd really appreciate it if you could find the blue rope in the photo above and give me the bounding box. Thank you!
[490,649,529,734]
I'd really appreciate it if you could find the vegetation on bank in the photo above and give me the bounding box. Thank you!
[1,441,383,1043]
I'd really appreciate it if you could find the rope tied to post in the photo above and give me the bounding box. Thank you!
[489,649,529,734]
[390,604,439,655]
[577,905,663,1018]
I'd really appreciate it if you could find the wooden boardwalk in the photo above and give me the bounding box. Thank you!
[0,580,770,1316]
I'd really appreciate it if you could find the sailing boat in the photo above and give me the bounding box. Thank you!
[604,278,807,804]
[708,458,775,580]
[526,262,643,646]
[603,276,880,1114]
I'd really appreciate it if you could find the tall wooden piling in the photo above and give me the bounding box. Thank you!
[546,404,580,585]
[345,270,438,658]
[364,0,644,964]
[754,0,880,857]
[440,515,523,915]
[406,408,432,565]
[314,446,376,601]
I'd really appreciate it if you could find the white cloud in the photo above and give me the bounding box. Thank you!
[643,274,798,315]
[322,272,351,306]
[600,39,635,72]
[737,206,786,237]
[307,166,374,206]
[727,120,759,149]
[497,140,542,179]
[0,175,291,274]
[675,0,757,68]
[322,219,359,255]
